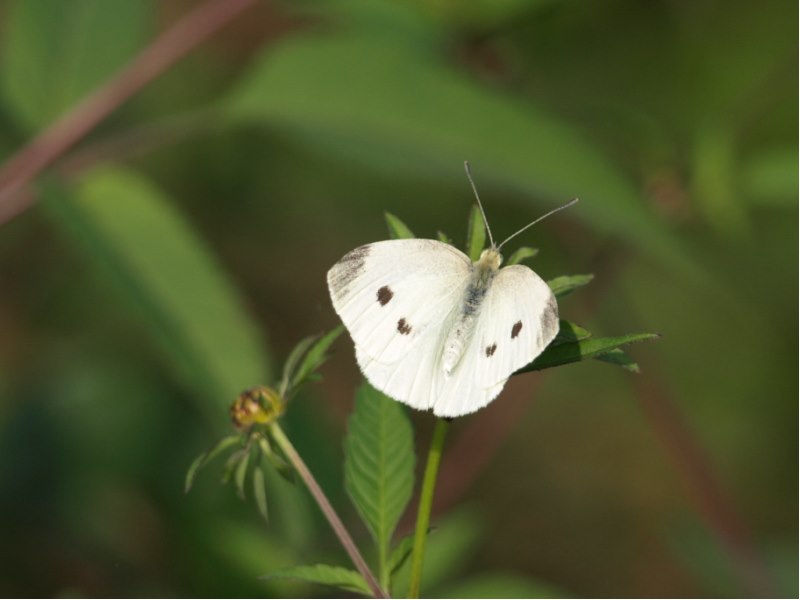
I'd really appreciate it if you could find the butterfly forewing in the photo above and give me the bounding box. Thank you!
[327,239,471,369]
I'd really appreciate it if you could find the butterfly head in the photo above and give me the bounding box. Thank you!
[477,247,502,271]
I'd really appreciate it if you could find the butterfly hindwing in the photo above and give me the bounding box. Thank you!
[432,264,558,417]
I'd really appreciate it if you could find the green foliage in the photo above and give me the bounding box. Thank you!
[278,327,344,398]
[184,328,343,516]
[385,211,416,239]
[551,320,592,345]
[44,167,271,422]
[388,533,416,576]
[547,274,595,298]
[185,435,242,493]
[0,0,149,130]
[344,383,415,580]
[252,465,269,521]
[2,1,793,597]
[595,348,641,373]
[263,564,372,596]
[520,331,659,374]
[506,246,539,265]
[466,204,487,260]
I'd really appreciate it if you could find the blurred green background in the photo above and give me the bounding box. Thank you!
[0,0,796,597]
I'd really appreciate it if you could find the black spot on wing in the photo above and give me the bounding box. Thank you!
[511,321,523,339]
[377,285,393,306]
[485,343,497,357]
[397,318,412,335]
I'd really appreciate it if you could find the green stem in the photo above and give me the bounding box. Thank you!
[269,423,389,599]
[408,418,450,598]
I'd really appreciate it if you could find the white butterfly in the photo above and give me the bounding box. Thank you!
[327,163,577,418]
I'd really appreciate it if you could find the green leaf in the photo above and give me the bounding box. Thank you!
[547,274,594,298]
[388,533,415,576]
[0,0,149,131]
[279,335,317,397]
[518,332,659,374]
[436,230,453,245]
[466,204,486,261]
[234,448,250,499]
[290,325,344,390]
[222,448,247,484]
[253,464,269,522]
[263,564,372,596]
[344,382,415,564]
[226,34,695,274]
[184,434,243,493]
[439,573,566,598]
[385,211,416,239]
[506,246,538,265]
[43,167,271,425]
[550,320,591,347]
[595,348,641,373]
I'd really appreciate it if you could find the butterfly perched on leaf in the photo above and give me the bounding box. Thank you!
[327,162,577,418]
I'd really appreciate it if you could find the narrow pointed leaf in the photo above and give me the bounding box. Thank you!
[280,335,317,396]
[466,204,486,261]
[234,449,250,499]
[437,230,453,245]
[517,332,659,373]
[547,274,594,298]
[506,246,538,265]
[550,320,591,346]
[385,212,415,239]
[223,448,247,484]
[262,564,372,596]
[290,325,344,390]
[184,452,209,495]
[594,348,641,373]
[184,434,242,493]
[253,465,269,522]
[344,383,415,557]
[389,533,416,576]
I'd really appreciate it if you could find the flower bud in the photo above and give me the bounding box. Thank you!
[230,386,283,429]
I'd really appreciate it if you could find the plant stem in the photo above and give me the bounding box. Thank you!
[408,418,450,598]
[268,423,389,599]
[0,0,258,224]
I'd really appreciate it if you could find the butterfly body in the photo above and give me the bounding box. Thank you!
[327,239,559,417]
[441,248,501,375]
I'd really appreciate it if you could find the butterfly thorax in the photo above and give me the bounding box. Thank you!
[441,248,503,375]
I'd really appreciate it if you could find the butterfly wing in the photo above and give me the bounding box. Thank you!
[432,264,558,417]
[327,239,472,409]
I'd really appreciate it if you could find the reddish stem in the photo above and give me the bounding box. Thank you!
[0,0,258,220]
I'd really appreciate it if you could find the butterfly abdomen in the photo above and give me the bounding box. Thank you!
[441,256,498,374]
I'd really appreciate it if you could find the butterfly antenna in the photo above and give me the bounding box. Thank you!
[497,198,579,250]
[463,161,495,248]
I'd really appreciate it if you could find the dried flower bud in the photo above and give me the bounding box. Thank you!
[230,386,283,429]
